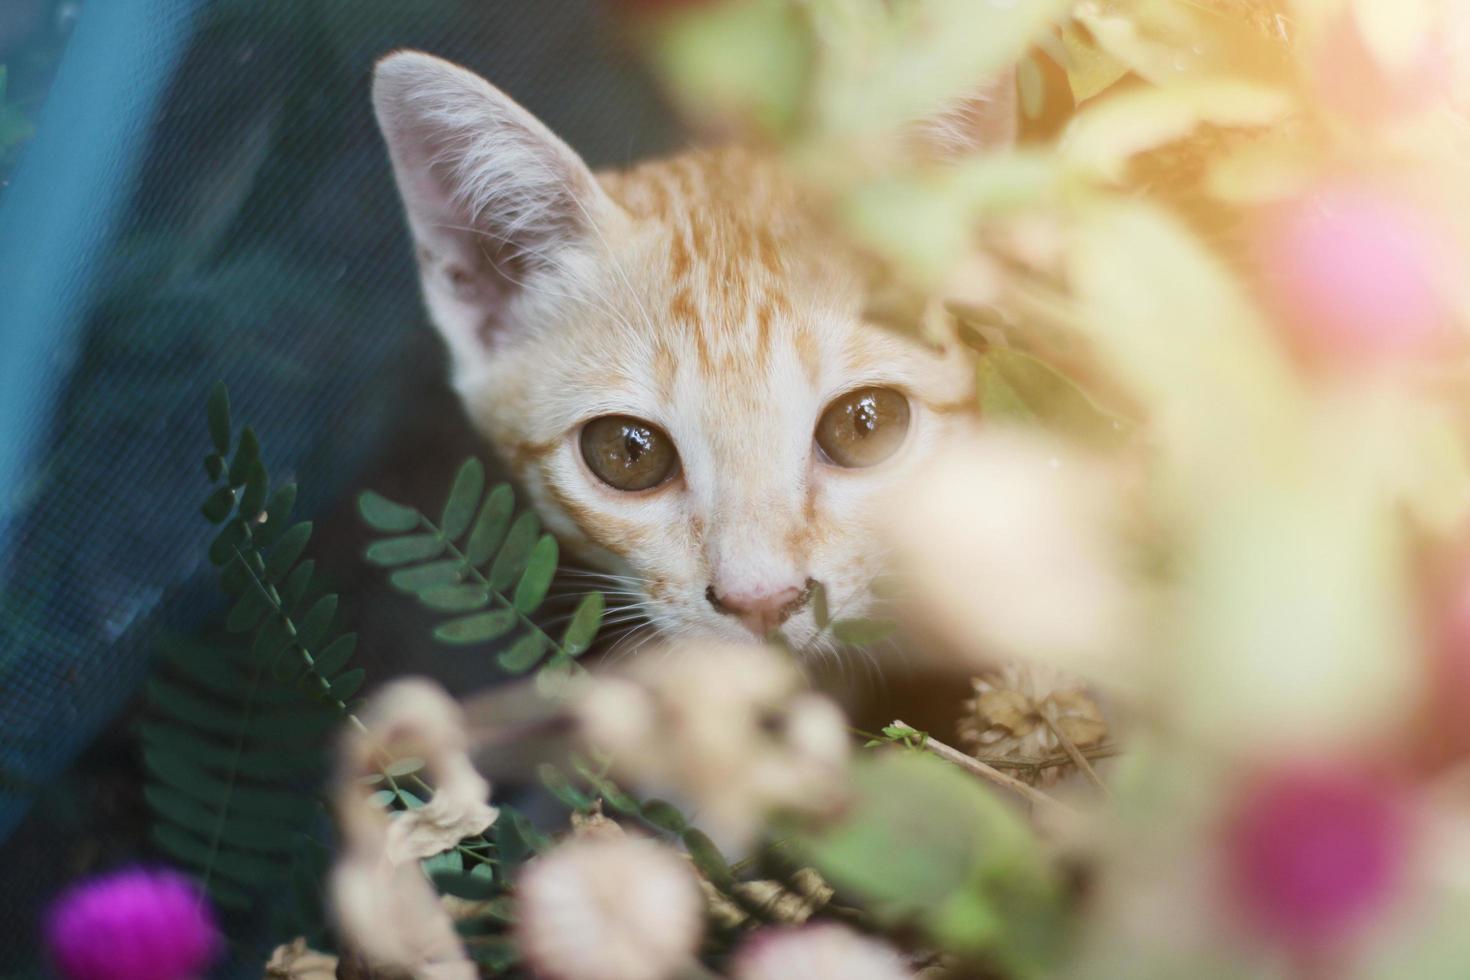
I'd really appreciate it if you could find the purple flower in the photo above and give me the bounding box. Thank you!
[44,867,221,980]
[1225,764,1409,950]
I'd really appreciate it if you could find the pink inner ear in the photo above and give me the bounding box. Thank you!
[373,52,619,360]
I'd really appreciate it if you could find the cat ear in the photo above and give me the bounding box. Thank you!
[912,69,1019,160]
[372,51,620,373]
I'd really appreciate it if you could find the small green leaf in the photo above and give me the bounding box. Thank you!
[257,483,298,547]
[682,829,734,888]
[208,519,247,566]
[265,522,313,580]
[204,453,226,481]
[366,533,445,567]
[419,584,490,612]
[488,512,540,591]
[832,617,897,646]
[440,458,485,541]
[313,633,357,676]
[250,616,293,662]
[811,580,830,629]
[357,490,420,533]
[382,756,424,778]
[201,487,235,523]
[432,869,498,901]
[434,609,517,645]
[228,426,260,487]
[296,595,338,650]
[513,536,559,613]
[537,764,595,810]
[465,485,515,566]
[225,588,272,633]
[281,559,315,608]
[469,939,520,971]
[640,799,687,834]
[561,592,605,657]
[207,382,231,454]
[238,460,268,519]
[328,669,365,701]
[497,632,546,674]
[389,559,465,592]
[573,761,640,814]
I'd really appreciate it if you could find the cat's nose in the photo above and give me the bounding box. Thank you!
[706,581,812,637]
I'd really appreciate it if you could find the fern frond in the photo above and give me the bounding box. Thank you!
[142,382,363,924]
[358,458,605,681]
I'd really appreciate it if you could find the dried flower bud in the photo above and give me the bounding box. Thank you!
[351,679,500,864]
[265,939,338,980]
[516,837,704,980]
[330,679,486,980]
[578,642,850,848]
[44,867,220,980]
[958,661,1108,787]
[730,923,913,980]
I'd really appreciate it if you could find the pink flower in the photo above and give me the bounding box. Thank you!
[44,868,220,980]
[1252,181,1459,362]
[1224,764,1410,950]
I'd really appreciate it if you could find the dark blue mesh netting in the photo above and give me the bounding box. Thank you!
[0,0,676,968]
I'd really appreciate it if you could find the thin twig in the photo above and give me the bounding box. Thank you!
[893,719,1079,819]
[972,743,1119,773]
[1039,706,1112,798]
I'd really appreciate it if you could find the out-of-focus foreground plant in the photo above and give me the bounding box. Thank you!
[620,0,1470,977]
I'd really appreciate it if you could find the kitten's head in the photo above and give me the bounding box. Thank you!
[373,52,1010,650]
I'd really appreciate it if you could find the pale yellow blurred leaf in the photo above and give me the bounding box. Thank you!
[1060,80,1292,182]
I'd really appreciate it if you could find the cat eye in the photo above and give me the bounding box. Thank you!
[814,387,911,468]
[580,415,680,492]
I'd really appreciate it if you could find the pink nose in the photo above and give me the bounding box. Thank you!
[709,584,806,637]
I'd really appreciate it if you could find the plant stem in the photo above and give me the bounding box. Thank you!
[1040,705,1111,797]
[892,718,1079,819]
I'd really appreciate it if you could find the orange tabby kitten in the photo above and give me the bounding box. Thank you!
[372,52,1009,651]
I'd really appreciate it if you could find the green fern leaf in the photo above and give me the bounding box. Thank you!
[465,484,515,565]
[202,487,235,523]
[295,595,338,649]
[562,593,605,657]
[327,669,365,700]
[434,609,517,645]
[513,536,559,613]
[208,519,247,565]
[358,490,420,533]
[280,560,315,609]
[313,634,357,677]
[418,584,490,612]
[367,533,445,567]
[497,632,546,674]
[225,588,272,634]
[257,483,299,546]
[440,458,485,540]
[389,559,465,592]
[238,461,269,519]
[206,382,231,454]
[266,522,313,579]
[488,512,540,590]
[228,427,260,487]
